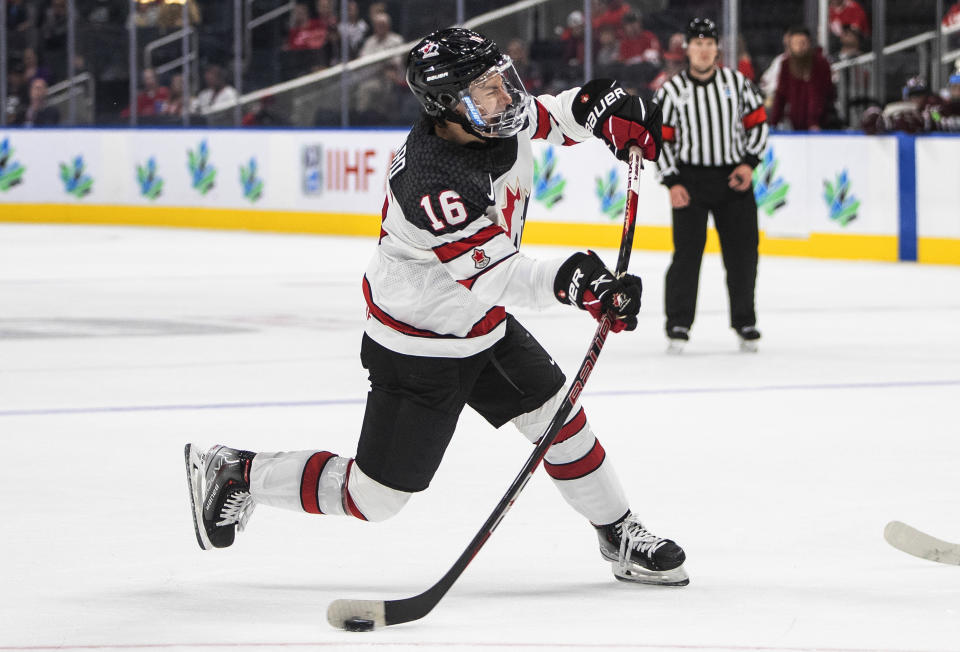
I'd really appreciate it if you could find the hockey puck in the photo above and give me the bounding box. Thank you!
[343,617,375,632]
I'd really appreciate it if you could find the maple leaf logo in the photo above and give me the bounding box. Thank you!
[500,183,526,238]
[471,248,490,269]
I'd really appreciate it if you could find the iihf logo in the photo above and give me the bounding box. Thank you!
[419,42,439,58]
[471,248,490,269]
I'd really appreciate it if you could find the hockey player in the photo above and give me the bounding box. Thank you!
[185,27,688,586]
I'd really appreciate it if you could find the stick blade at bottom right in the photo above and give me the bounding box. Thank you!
[884,520,960,565]
[326,599,387,630]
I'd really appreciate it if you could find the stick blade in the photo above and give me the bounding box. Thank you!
[884,520,960,565]
[326,599,387,630]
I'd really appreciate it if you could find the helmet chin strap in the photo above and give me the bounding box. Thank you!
[440,105,495,140]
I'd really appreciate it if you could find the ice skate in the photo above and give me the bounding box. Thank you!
[185,443,257,550]
[666,326,689,354]
[736,325,761,353]
[595,512,689,586]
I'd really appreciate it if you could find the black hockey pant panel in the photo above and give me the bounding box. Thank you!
[355,316,565,493]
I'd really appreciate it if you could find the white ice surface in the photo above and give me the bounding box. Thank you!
[1,224,959,652]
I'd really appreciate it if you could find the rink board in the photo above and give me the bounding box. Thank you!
[0,128,956,264]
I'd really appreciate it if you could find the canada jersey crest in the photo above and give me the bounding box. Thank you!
[471,248,490,269]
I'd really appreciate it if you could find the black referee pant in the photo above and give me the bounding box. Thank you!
[665,165,759,333]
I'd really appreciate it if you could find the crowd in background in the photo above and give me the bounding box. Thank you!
[3,0,960,130]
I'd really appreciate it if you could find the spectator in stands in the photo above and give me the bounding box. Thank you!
[353,11,404,117]
[946,1,960,27]
[339,1,369,60]
[862,76,944,134]
[315,0,341,64]
[594,0,631,34]
[944,67,960,101]
[132,0,161,28]
[242,95,288,126]
[944,1,960,49]
[759,29,788,104]
[664,32,684,61]
[618,11,661,66]
[285,3,326,51]
[737,36,755,81]
[770,26,836,131]
[192,63,239,114]
[283,2,333,75]
[933,71,960,131]
[160,73,185,116]
[16,77,60,127]
[834,24,864,61]
[22,48,52,85]
[831,24,869,111]
[595,25,621,70]
[358,11,403,60]
[560,10,586,67]
[41,0,69,54]
[650,33,685,91]
[85,0,125,27]
[157,0,201,31]
[506,38,543,96]
[828,0,870,41]
[122,67,169,118]
[6,0,34,34]
[367,2,387,25]
[4,60,28,124]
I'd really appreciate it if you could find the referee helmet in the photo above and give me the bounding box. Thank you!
[686,17,718,43]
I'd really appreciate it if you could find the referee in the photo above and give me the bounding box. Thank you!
[654,18,769,352]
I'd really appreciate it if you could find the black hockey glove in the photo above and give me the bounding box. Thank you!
[571,78,663,162]
[554,251,642,332]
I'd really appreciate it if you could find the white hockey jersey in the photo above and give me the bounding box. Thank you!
[363,88,597,358]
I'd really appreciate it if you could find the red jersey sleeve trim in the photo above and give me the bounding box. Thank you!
[533,99,553,140]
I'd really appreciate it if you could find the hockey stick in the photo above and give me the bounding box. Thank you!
[884,520,960,565]
[326,148,643,631]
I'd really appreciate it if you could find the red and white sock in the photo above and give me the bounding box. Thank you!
[249,451,410,521]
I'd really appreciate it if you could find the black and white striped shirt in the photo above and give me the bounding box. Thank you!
[654,67,769,186]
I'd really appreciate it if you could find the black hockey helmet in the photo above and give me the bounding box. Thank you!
[686,17,719,43]
[406,27,531,138]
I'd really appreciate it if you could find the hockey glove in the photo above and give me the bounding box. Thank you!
[554,251,642,332]
[571,79,663,162]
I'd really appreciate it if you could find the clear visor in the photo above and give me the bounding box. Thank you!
[458,56,531,138]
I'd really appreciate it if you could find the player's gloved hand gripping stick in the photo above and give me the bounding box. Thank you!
[327,147,644,632]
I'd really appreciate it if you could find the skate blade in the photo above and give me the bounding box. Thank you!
[612,562,689,586]
[666,340,686,354]
[184,443,214,551]
[738,339,758,353]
